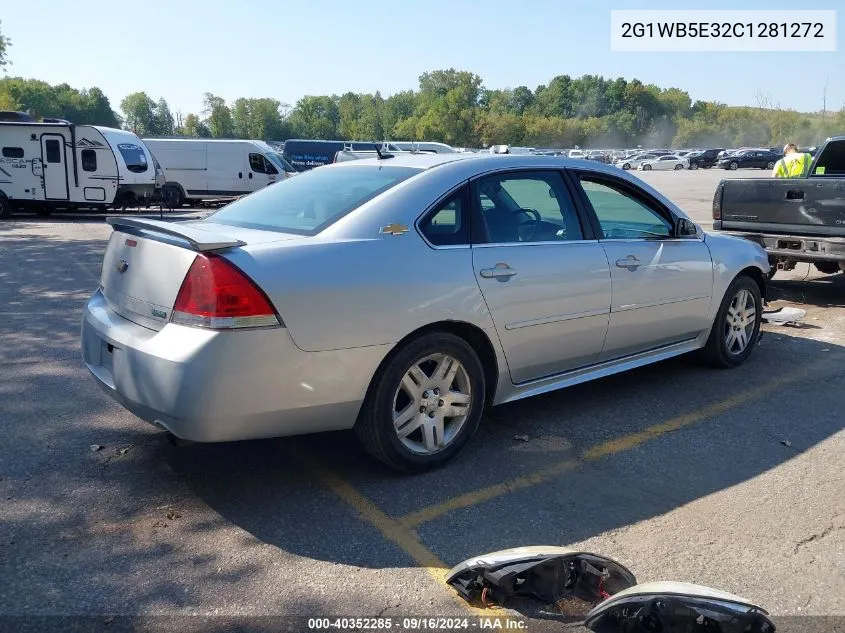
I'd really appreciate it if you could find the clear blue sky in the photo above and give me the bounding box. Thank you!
[3,0,843,115]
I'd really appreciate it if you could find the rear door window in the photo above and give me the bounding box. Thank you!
[472,171,584,243]
[813,141,845,175]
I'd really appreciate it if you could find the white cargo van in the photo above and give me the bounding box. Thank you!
[142,138,297,207]
[0,114,160,218]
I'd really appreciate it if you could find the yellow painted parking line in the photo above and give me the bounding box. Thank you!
[401,365,830,528]
[400,459,580,529]
[299,358,839,618]
[300,453,489,615]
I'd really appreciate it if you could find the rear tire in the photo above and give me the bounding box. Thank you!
[700,275,762,368]
[354,332,486,472]
[0,195,11,220]
[642,164,652,171]
[622,163,631,170]
[690,162,699,170]
[674,164,683,170]
[766,161,775,169]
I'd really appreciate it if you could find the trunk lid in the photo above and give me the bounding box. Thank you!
[99,217,302,330]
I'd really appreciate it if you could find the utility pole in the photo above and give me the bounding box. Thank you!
[821,77,829,140]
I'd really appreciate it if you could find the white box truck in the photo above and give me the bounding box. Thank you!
[0,112,162,219]
[142,139,297,207]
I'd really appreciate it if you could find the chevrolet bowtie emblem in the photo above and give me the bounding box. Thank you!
[380,223,409,236]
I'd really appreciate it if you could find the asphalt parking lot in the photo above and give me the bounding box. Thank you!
[1,168,843,633]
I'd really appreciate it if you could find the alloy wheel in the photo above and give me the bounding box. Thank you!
[724,289,757,355]
[391,353,472,455]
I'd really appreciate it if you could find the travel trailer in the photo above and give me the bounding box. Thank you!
[0,113,161,218]
[143,138,298,206]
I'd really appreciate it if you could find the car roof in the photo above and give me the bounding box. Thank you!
[324,152,615,174]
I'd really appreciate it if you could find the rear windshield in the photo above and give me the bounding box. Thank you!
[117,143,149,173]
[209,165,420,235]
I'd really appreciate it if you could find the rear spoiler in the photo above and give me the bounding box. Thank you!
[106,217,246,252]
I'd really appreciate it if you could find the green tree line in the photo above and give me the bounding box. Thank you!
[2,70,843,149]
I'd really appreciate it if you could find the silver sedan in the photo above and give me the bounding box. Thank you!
[81,154,770,471]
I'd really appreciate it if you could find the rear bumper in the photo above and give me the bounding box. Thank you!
[81,289,390,442]
[713,228,845,262]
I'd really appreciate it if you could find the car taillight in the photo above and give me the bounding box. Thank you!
[712,181,724,221]
[171,254,280,329]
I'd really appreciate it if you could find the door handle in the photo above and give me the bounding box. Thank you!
[616,256,642,270]
[248,172,253,179]
[480,263,517,279]
[785,190,804,200]
[238,172,243,179]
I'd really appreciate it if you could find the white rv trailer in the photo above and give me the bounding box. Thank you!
[0,117,160,218]
[142,138,297,207]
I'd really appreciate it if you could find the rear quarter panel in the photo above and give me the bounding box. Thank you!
[225,236,492,352]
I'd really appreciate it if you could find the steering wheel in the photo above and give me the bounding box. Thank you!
[513,208,541,241]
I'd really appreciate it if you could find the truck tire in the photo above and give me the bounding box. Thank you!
[814,262,840,275]
[0,195,11,220]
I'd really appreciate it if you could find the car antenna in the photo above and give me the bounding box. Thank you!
[374,142,394,160]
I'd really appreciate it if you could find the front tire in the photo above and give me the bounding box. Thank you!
[700,276,762,368]
[355,332,486,472]
[674,164,683,170]
[766,161,775,169]
[642,164,652,171]
[690,162,699,170]
[729,161,738,170]
[622,163,631,170]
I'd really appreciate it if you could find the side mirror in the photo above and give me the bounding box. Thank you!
[676,218,698,237]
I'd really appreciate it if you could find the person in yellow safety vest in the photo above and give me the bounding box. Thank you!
[772,143,813,178]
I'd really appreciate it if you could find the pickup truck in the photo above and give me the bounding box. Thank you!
[712,135,845,277]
